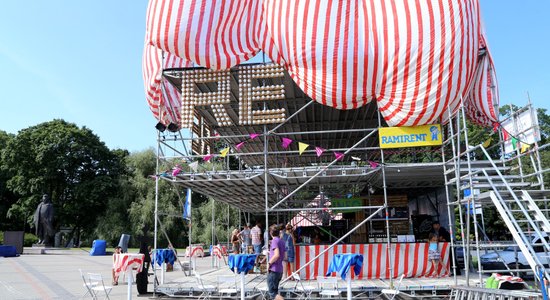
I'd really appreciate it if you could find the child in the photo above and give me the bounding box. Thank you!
[428,233,440,277]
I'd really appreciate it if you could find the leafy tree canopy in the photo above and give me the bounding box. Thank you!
[2,119,125,237]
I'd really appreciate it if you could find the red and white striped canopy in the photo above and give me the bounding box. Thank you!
[143,0,498,127]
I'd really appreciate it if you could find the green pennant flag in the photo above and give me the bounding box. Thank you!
[512,137,518,150]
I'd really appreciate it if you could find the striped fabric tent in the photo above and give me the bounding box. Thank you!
[143,0,498,127]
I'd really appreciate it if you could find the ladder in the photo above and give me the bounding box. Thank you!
[451,286,543,300]
[454,145,550,283]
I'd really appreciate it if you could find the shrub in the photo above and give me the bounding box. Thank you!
[23,233,38,247]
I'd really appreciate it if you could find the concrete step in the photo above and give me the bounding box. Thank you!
[22,247,91,255]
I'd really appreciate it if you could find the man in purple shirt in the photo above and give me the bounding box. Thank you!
[267,225,286,298]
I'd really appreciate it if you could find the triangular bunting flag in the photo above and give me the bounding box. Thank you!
[281,137,293,149]
[482,138,492,148]
[298,142,309,155]
[249,133,260,139]
[493,122,500,133]
[368,161,379,168]
[189,161,199,172]
[172,165,182,176]
[521,143,530,153]
[334,152,344,161]
[511,137,518,150]
[203,154,213,162]
[219,147,230,158]
[502,130,509,141]
[315,147,325,157]
[235,142,245,150]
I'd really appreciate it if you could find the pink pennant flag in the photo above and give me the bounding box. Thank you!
[203,154,213,162]
[172,165,182,176]
[249,133,260,140]
[235,142,245,151]
[368,161,380,168]
[334,152,344,161]
[281,137,293,149]
[315,147,325,157]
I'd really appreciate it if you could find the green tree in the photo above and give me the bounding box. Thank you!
[94,149,195,248]
[2,120,125,244]
[0,130,18,230]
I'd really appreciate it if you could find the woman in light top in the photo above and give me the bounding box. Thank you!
[428,233,440,277]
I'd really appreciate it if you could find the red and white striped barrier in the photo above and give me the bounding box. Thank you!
[296,243,450,280]
[184,246,205,258]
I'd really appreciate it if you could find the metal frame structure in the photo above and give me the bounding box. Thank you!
[150,62,550,297]
[442,100,550,296]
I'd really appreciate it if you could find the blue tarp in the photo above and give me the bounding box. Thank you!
[155,249,177,266]
[228,254,258,274]
[0,245,18,257]
[89,240,107,256]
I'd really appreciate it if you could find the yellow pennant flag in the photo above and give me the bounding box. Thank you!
[219,147,230,158]
[298,142,309,155]
[520,143,530,154]
[482,137,492,148]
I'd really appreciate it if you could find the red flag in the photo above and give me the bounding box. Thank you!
[502,130,509,141]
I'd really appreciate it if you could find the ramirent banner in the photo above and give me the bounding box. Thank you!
[379,125,442,149]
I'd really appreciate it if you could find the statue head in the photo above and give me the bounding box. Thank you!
[42,194,51,204]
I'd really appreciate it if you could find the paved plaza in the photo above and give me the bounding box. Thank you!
[0,250,203,300]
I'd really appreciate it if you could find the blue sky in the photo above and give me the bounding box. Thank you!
[0,1,548,152]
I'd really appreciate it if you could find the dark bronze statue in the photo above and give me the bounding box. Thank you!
[33,194,55,246]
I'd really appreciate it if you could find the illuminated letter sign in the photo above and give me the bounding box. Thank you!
[239,64,286,125]
[379,124,442,148]
[181,69,232,128]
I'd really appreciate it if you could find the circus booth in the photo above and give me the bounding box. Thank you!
[141,0,501,294]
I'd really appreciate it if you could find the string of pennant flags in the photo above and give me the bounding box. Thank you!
[152,132,383,177]
[491,122,531,154]
[153,122,531,179]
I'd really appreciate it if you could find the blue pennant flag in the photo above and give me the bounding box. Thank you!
[183,189,191,220]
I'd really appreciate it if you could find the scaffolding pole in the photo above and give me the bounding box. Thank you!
[377,109,393,288]
[460,103,484,286]
[153,130,160,296]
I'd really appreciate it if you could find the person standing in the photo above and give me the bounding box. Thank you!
[231,228,240,254]
[428,233,441,277]
[431,221,451,242]
[267,225,286,299]
[251,221,263,254]
[281,224,296,279]
[111,246,122,285]
[238,223,252,253]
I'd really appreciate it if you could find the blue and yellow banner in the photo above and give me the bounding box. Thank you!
[379,124,442,149]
